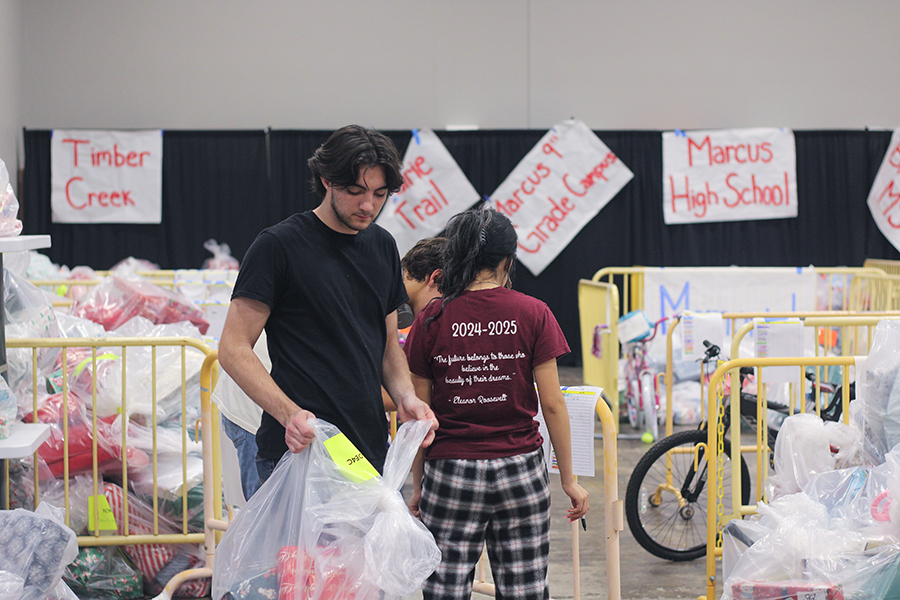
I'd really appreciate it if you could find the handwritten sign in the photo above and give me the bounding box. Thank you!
[375,128,479,256]
[489,120,633,276]
[639,267,816,359]
[663,128,797,224]
[51,129,163,224]
[643,267,816,325]
[867,129,900,252]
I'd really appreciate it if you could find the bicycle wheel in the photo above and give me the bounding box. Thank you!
[624,429,751,561]
[627,377,641,430]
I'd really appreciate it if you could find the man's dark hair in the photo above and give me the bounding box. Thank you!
[307,125,403,197]
[401,237,447,283]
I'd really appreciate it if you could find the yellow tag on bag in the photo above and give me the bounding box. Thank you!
[323,433,379,483]
[88,494,118,532]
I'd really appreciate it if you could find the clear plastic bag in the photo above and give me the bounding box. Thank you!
[859,320,900,465]
[4,268,61,407]
[767,413,847,500]
[202,239,240,270]
[0,504,78,600]
[63,546,143,599]
[0,377,17,439]
[212,418,440,600]
[0,158,22,237]
[71,275,210,334]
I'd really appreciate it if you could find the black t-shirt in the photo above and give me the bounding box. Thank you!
[232,211,407,471]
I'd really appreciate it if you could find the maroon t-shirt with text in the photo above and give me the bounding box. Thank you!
[405,287,569,460]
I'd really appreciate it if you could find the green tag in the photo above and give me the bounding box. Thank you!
[323,433,378,483]
[88,495,118,532]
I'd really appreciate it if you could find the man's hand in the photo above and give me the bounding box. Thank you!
[397,397,438,448]
[283,407,317,453]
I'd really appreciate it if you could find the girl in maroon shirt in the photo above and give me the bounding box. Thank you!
[405,206,589,600]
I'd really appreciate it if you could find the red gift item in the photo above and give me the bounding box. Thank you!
[731,580,844,600]
[276,546,371,600]
[72,275,210,334]
[23,392,150,478]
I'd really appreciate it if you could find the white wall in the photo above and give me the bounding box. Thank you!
[0,0,21,188]
[9,1,900,153]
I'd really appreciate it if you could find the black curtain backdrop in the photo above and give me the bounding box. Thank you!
[21,128,900,365]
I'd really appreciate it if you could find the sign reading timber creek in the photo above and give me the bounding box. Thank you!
[51,129,163,224]
[374,128,480,257]
[489,120,633,276]
[662,127,797,225]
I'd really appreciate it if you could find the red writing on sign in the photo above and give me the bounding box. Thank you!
[398,155,433,195]
[887,139,900,176]
[516,196,576,254]
[62,139,151,168]
[669,172,790,219]
[494,163,552,216]
[563,152,618,196]
[393,179,449,230]
[687,136,773,167]
[65,177,135,210]
[875,180,900,228]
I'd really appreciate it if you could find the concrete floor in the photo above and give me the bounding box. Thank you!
[405,365,716,600]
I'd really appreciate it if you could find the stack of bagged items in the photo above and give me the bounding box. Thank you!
[721,319,900,600]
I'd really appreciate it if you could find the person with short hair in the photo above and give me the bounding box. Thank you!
[405,206,589,600]
[400,236,446,316]
[219,124,437,482]
[382,236,448,413]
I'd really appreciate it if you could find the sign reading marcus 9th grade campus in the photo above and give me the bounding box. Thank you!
[489,120,634,276]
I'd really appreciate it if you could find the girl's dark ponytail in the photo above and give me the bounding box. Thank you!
[425,206,517,326]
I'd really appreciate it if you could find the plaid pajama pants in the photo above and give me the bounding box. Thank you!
[420,448,551,600]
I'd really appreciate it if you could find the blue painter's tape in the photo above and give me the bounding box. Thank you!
[674,129,686,137]
[412,129,421,145]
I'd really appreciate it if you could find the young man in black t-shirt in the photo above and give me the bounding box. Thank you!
[219,125,437,480]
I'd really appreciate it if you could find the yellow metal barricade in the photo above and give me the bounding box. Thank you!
[582,267,887,435]
[700,354,858,600]
[589,266,884,320]
[659,310,900,441]
[864,258,900,276]
[2,336,221,598]
[578,279,619,429]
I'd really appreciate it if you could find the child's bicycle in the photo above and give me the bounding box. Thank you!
[618,311,669,442]
[622,341,851,561]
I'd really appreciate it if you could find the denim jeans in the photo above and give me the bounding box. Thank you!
[220,415,261,501]
[255,456,279,486]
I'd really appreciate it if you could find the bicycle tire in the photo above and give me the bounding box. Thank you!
[627,378,641,430]
[624,429,751,561]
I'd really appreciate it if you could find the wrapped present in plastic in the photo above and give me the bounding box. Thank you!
[22,391,150,478]
[63,546,143,599]
[46,318,207,422]
[71,275,209,334]
[730,580,844,600]
[0,504,78,600]
[723,459,900,600]
[212,418,440,600]
[102,482,210,598]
